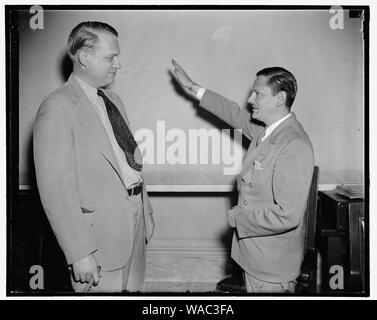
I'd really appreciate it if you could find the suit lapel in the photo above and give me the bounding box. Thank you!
[268,113,298,145]
[67,75,128,191]
[238,114,298,180]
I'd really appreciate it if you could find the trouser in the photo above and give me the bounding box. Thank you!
[244,271,297,293]
[71,193,146,292]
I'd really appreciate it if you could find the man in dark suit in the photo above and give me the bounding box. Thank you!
[172,60,314,293]
[33,21,155,292]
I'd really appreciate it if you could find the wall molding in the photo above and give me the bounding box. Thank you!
[19,183,345,192]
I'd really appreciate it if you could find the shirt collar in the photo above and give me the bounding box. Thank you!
[262,113,291,141]
[74,74,99,104]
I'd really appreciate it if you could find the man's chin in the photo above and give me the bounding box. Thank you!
[102,78,116,88]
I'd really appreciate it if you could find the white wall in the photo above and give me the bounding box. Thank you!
[19,9,364,185]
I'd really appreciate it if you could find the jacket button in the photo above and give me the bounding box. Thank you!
[243,200,248,205]
[249,183,253,188]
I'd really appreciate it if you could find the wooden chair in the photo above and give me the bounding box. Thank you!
[348,201,366,292]
[295,166,320,293]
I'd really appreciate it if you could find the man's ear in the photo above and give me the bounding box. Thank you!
[276,91,287,107]
[77,49,89,68]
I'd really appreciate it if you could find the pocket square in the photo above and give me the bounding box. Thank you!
[253,160,263,170]
[80,206,95,214]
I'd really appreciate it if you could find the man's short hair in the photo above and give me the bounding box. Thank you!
[67,21,118,59]
[256,67,297,109]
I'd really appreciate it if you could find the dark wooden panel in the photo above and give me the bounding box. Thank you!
[318,191,366,294]
[9,190,72,293]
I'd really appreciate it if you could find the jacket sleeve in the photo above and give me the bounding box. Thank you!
[33,97,98,265]
[199,89,264,141]
[234,138,314,238]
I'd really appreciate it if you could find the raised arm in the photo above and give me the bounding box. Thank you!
[171,59,263,141]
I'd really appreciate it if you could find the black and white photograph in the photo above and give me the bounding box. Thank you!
[4,3,369,303]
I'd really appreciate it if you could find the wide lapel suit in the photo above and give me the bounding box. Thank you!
[33,75,154,272]
[200,90,314,283]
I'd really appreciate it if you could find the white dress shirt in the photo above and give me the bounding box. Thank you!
[261,113,291,142]
[75,75,142,189]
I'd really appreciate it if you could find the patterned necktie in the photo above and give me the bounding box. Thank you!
[97,89,142,171]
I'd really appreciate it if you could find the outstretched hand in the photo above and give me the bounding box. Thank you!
[171,59,200,97]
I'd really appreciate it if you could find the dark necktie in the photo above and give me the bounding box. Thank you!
[97,89,142,171]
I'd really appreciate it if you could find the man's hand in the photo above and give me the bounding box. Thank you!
[171,59,200,97]
[71,253,100,287]
[227,206,240,228]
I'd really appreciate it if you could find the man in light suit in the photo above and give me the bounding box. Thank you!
[33,21,155,292]
[172,60,314,293]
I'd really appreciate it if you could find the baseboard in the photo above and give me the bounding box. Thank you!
[145,281,218,293]
[147,238,229,258]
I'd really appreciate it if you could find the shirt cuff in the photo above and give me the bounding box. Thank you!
[196,87,206,100]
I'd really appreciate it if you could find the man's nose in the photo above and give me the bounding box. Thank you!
[113,57,121,69]
[248,93,255,104]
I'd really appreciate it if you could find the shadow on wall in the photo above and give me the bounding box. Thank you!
[60,52,73,82]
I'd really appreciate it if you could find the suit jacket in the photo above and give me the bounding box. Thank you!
[200,90,314,282]
[33,75,154,272]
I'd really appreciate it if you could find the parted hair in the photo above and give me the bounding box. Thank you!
[257,67,297,109]
[67,21,118,59]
